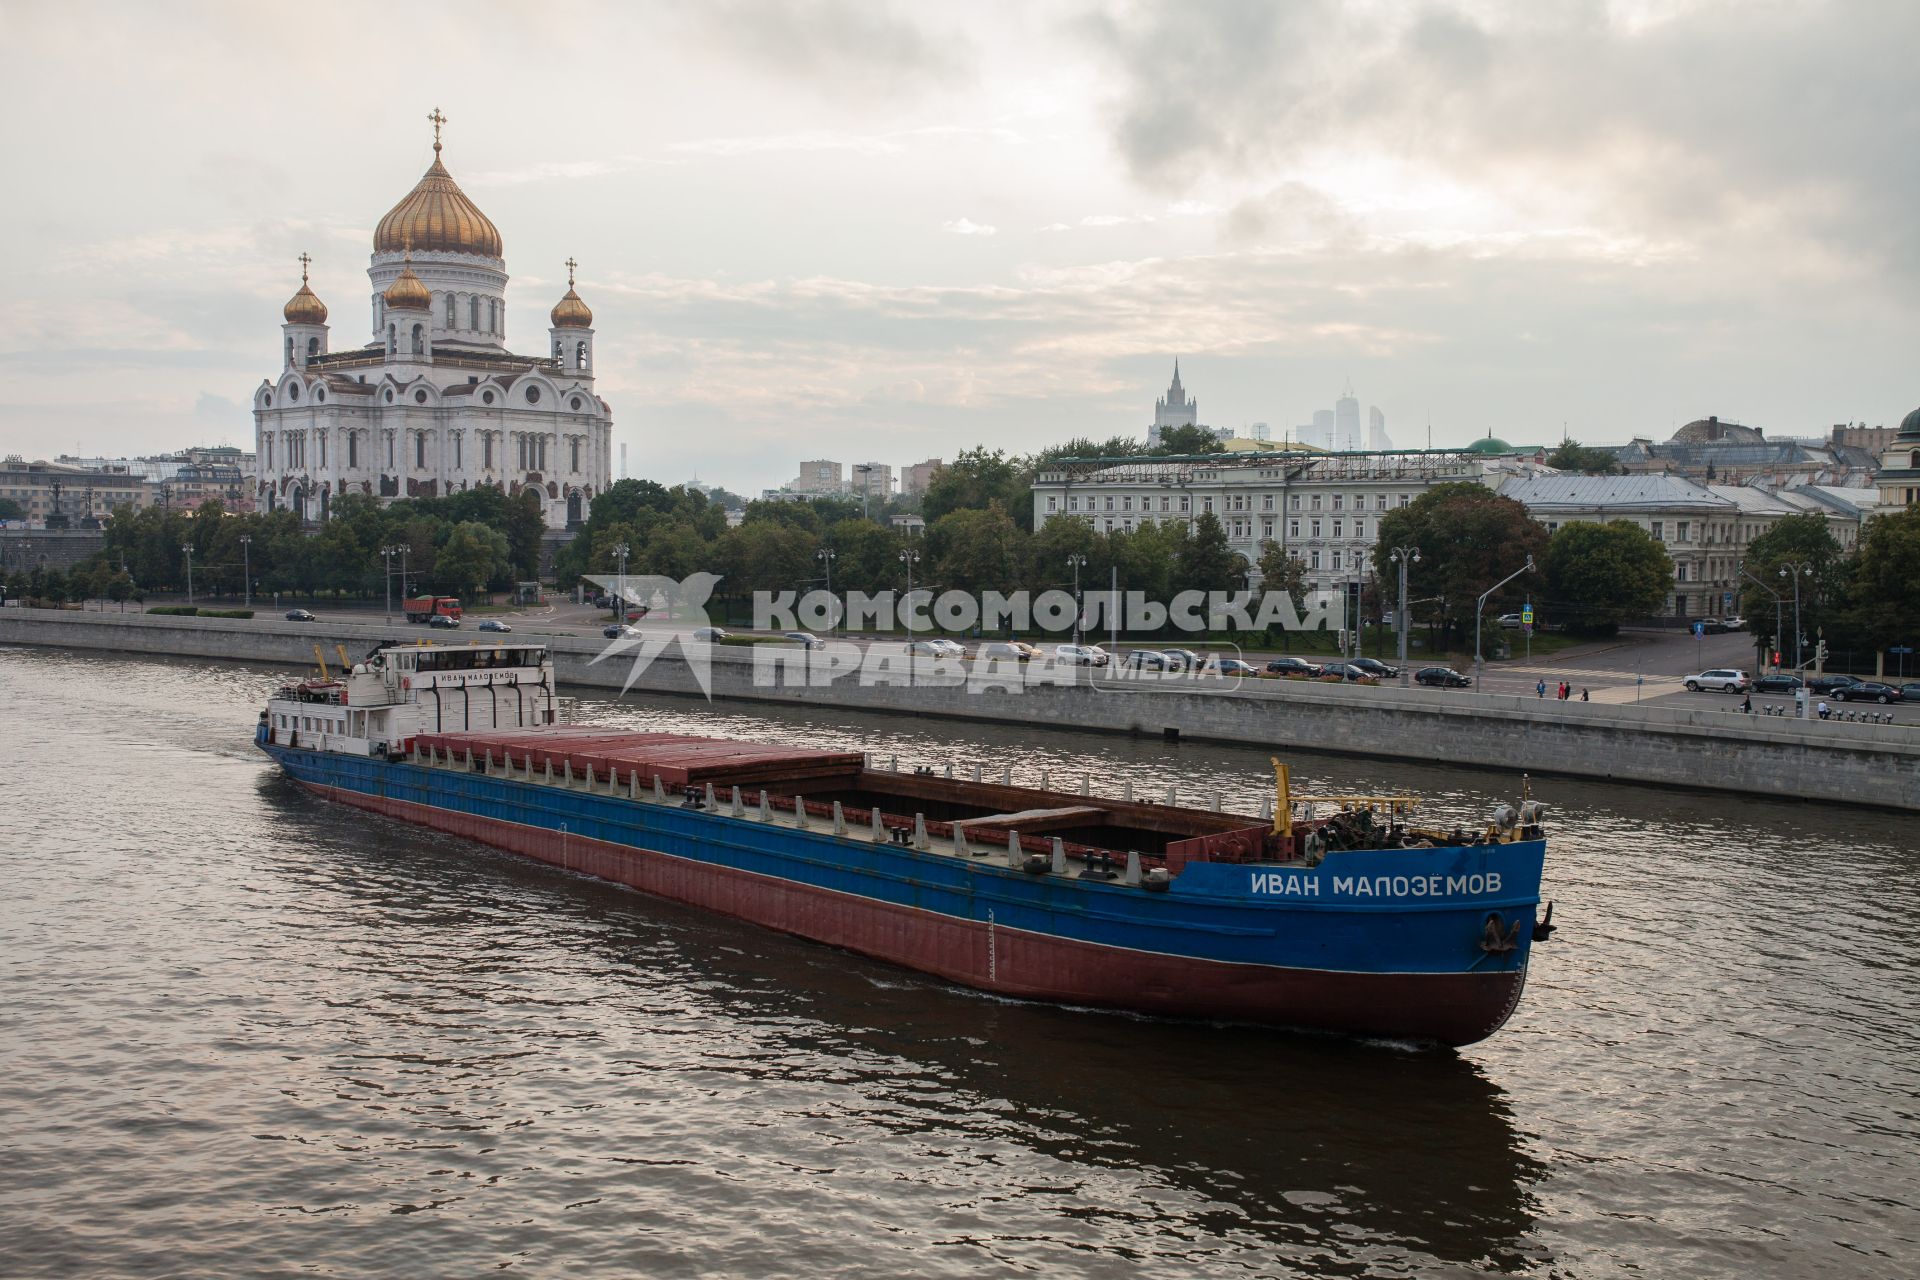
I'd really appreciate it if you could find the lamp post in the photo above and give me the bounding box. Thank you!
[816,547,836,634]
[852,465,873,522]
[612,541,630,620]
[1779,562,1813,669]
[1473,555,1535,680]
[1390,545,1420,686]
[1739,567,1784,670]
[239,536,252,610]
[899,549,921,682]
[1067,553,1088,647]
[181,543,194,605]
[381,545,402,623]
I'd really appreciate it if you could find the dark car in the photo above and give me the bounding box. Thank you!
[1751,673,1803,694]
[1317,662,1370,681]
[1416,666,1472,688]
[284,608,315,622]
[1349,657,1400,679]
[1804,674,1859,694]
[1832,681,1903,704]
[1121,650,1172,670]
[1160,648,1204,671]
[427,613,460,629]
[477,619,512,633]
[1904,682,1920,702]
[1264,656,1323,677]
[603,623,641,640]
[1210,658,1259,677]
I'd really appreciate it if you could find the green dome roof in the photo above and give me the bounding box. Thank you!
[1463,436,1513,454]
[1900,406,1920,440]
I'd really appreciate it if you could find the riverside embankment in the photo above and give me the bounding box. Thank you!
[6,607,1917,811]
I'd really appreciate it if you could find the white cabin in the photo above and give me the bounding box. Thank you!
[262,642,556,757]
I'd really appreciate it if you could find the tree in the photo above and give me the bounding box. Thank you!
[1546,439,1623,475]
[1152,425,1226,456]
[714,522,818,602]
[435,521,511,598]
[1543,521,1673,633]
[1842,506,1920,651]
[1740,514,1847,648]
[928,503,1023,596]
[922,447,1026,523]
[0,497,24,521]
[1374,483,1548,643]
[1256,539,1308,611]
[1175,512,1244,594]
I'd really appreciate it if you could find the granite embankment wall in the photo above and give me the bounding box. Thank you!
[6,607,1918,811]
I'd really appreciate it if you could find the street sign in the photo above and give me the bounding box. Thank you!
[1521,605,1534,624]
[1723,590,1734,609]
[1692,622,1705,638]
[1891,646,1915,655]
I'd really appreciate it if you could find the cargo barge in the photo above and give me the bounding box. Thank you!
[257,641,1553,1046]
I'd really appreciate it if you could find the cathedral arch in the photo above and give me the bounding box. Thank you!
[411,324,424,355]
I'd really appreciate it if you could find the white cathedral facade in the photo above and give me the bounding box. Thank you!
[255,112,613,529]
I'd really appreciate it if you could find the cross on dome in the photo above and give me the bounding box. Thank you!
[428,107,447,154]
[298,251,312,283]
[566,256,578,287]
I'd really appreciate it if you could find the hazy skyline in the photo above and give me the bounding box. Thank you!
[2,0,1916,493]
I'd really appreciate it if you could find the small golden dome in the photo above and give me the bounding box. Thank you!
[551,287,593,328]
[283,252,328,324]
[384,264,432,311]
[373,138,503,259]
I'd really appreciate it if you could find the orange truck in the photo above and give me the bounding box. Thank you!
[403,595,462,623]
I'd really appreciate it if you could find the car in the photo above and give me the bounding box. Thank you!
[603,623,642,639]
[782,630,824,649]
[1160,648,1205,671]
[1695,618,1731,635]
[427,613,460,629]
[1213,658,1259,677]
[1722,616,1746,631]
[284,608,316,622]
[691,627,730,642]
[1683,668,1748,693]
[977,641,1043,661]
[1804,674,1858,694]
[1348,657,1400,679]
[624,607,648,621]
[904,637,965,658]
[1496,613,1524,629]
[1121,649,1172,671]
[1832,681,1903,704]
[1264,656,1323,677]
[1751,673,1803,694]
[1415,666,1472,688]
[1054,643,1110,667]
[477,619,512,633]
[1903,682,1920,702]
[1317,662,1371,681]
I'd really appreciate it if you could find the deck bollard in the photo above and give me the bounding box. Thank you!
[1042,770,1051,792]
[833,801,847,835]
[945,763,954,778]
[1007,830,1022,867]
[1212,793,1222,812]
[794,795,809,829]
[1166,785,1177,806]
[653,773,665,800]
[1001,764,1011,786]
[914,813,930,851]
[731,786,744,816]
[871,807,886,840]
[705,783,718,810]
[1125,852,1143,887]
[564,759,574,785]
[972,763,982,783]
[1051,837,1067,876]
[954,825,970,857]
[1261,795,1273,821]
[545,760,554,784]
[890,754,899,772]
[759,790,772,821]
[1123,780,1133,803]
[1080,774,1090,796]
[584,763,595,789]
[628,772,638,800]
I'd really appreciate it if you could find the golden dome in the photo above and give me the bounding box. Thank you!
[384,263,432,311]
[551,288,593,328]
[283,255,328,324]
[373,131,502,259]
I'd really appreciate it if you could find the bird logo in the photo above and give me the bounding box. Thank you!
[585,572,725,700]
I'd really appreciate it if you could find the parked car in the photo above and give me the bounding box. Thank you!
[691,626,730,642]
[1832,681,1903,704]
[1683,668,1748,693]
[1804,674,1858,694]
[1317,661,1371,681]
[1751,673,1803,694]
[1415,666,1472,688]
[1496,613,1524,629]
[1055,643,1110,667]
[1722,616,1746,631]
[603,623,641,639]
[1348,657,1400,679]
[1196,657,1259,677]
[1160,648,1205,671]
[284,608,316,622]
[977,641,1041,661]
[477,619,512,633]
[905,637,965,658]
[427,613,460,630]
[1121,649,1172,671]
[1264,656,1323,677]
[783,630,824,649]
[1900,682,1920,701]
[1696,618,1730,635]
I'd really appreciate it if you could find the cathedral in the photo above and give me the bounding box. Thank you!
[254,110,613,529]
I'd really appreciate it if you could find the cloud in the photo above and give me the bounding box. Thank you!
[688,1,974,100]
[940,218,998,236]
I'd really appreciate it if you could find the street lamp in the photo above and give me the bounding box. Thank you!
[816,547,836,633]
[181,543,194,605]
[239,536,252,610]
[1390,545,1421,685]
[1779,562,1813,669]
[1474,555,1535,678]
[612,541,630,619]
[852,465,873,522]
[899,549,921,648]
[381,545,403,623]
[1066,553,1088,647]
[1740,567,1783,670]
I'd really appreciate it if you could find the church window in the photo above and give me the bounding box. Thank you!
[483,436,493,469]
[386,326,396,357]
[526,386,541,405]
[307,337,318,356]
[318,435,326,467]
[517,437,527,469]
[411,324,424,355]
[570,440,580,472]
[288,384,299,403]
[570,396,582,411]
[554,338,563,359]
[540,438,548,469]
[384,388,394,403]
[414,389,428,404]
[263,394,272,408]
[577,341,588,370]
[315,388,324,403]
[445,294,456,326]
[469,297,479,330]
[285,336,293,364]
[416,434,426,469]
[488,298,498,332]
[348,434,357,468]
[387,434,394,467]
[482,390,494,405]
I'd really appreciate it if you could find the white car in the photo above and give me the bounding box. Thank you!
[1055,643,1111,667]
[1684,668,1749,693]
[907,638,966,658]
[978,641,1042,661]
[783,630,824,649]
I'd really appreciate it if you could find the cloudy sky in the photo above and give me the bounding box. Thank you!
[1,0,1916,492]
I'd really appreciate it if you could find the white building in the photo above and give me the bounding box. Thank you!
[253,112,613,529]
[1146,361,1199,447]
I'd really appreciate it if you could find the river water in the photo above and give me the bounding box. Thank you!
[1,644,1915,1279]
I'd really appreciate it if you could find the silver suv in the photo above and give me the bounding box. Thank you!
[1684,668,1749,693]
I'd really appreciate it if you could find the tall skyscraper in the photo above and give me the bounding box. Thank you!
[1368,406,1391,450]
[1148,360,1199,446]
[1334,384,1360,451]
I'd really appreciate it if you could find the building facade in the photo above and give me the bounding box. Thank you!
[1874,408,1920,509]
[0,458,150,527]
[900,458,943,497]
[253,113,613,529]
[1146,362,1198,447]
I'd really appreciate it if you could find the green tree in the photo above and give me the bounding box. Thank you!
[1842,506,1920,651]
[927,502,1023,596]
[1255,539,1308,610]
[1543,521,1674,633]
[714,521,817,602]
[1152,425,1226,456]
[1175,512,1244,594]
[820,518,902,597]
[107,568,134,611]
[922,447,1025,523]
[1374,483,1548,643]
[1546,439,1623,475]
[1740,513,1847,649]
[435,521,512,598]
[0,497,24,521]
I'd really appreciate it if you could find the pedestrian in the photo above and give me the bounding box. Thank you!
[1537,679,1547,699]
[1581,687,1590,702]
[1818,700,1831,720]
[1740,694,1752,714]
[1559,681,1569,700]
